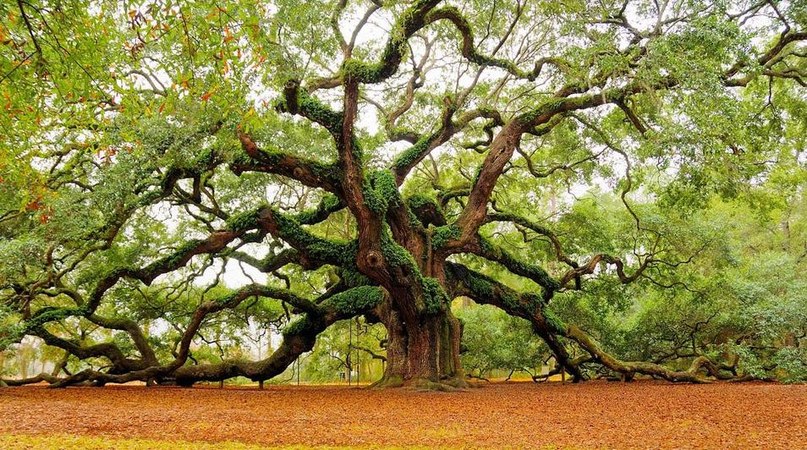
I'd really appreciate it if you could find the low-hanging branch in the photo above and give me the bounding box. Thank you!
[445,262,739,384]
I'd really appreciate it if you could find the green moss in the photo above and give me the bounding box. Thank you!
[421,277,448,315]
[431,225,460,250]
[336,0,438,84]
[380,229,419,270]
[24,306,87,333]
[233,144,286,169]
[270,208,356,266]
[252,148,284,165]
[178,238,206,253]
[467,273,494,298]
[406,193,439,211]
[158,239,206,269]
[477,236,560,293]
[341,59,385,83]
[460,268,540,316]
[391,133,436,172]
[225,208,262,231]
[281,316,309,336]
[406,194,446,227]
[542,307,567,334]
[340,268,370,288]
[296,91,344,136]
[312,162,343,181]
[213,290,243,308]
[501,292,521,311]
[321,193,342,210]
[324,286,385,316]
[523,293,542,310]
[363,170,400,215]
[517,98,566,126]
[294,194,342,224]
[407,208,423,228]
[308,239,355,266]
[230,147,254,167]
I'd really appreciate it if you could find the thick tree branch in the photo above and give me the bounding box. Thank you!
[232,132,343,194]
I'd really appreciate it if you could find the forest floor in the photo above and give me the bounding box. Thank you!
[0,380,805,449]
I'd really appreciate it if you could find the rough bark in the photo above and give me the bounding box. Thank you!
[373,302,465,389]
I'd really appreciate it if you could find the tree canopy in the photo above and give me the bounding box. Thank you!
[0,0,805,388]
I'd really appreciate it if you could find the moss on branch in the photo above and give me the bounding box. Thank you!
[363,170,400,215]
[432,225,460,250]
[391,132,441,178]
[323,286,385,316]
[294,195,344,225]
[334,0,440,84]
[406,194,446,227]
[268,208,357,266]
[422,277,449,314]
[225,207,263,231]
[477,236,560,294]
[278,85,344,137]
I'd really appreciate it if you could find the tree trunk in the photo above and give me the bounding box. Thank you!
[373,300,465,389]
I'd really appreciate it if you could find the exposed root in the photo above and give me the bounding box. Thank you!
[407,377,467,392]
[440,376,471,389]
[369,374,404,389]
[370,375,470,391]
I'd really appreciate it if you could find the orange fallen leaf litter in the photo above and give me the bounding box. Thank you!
[0,381,804,449]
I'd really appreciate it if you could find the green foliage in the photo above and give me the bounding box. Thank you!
[771,347,807,383]
[0,304,21,352]
[302,318,387,383]
[548,192,807,381]
[456,303,549,378]
[541,307,566,334]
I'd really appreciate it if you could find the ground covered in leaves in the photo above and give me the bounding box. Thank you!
[0,381,805,449]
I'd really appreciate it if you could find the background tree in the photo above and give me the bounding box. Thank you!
[302,318,387,383]
[0,0,804,388]
[457,304,551,381]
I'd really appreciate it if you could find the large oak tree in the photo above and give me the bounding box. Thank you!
[1,0,805,388]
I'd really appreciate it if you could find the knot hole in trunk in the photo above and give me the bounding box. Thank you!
[365,250,383,268]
